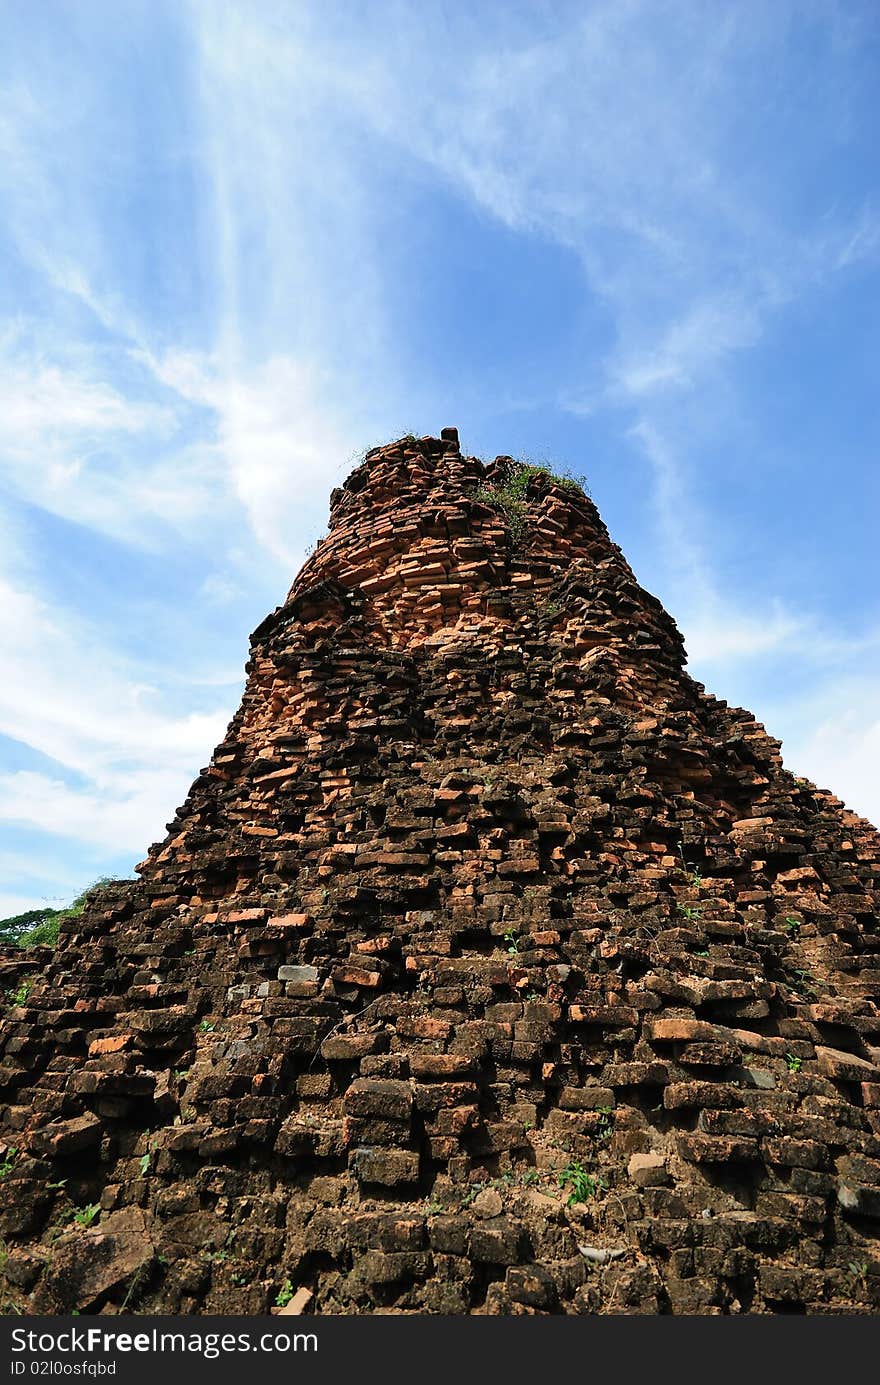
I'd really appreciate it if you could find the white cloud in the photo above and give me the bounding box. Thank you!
[0,323,351,565]
[139,348,358,563]
[765,675,880,829]
[0,327,235,548]
[612,296,764,399]
[0,767,199,854]
[198,571,242,606]
[0,572,230,856]
[683,612,880,826]
[684,607,806,666]
[0,356,172,445]
[793,713,880,828]
[833,210,880,272]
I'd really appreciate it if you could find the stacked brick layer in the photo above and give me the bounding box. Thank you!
[1,431,879,1316]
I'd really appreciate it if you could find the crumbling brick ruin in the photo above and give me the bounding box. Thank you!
[2,429,879,1315]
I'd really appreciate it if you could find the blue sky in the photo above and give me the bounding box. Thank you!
[1,0,878,915]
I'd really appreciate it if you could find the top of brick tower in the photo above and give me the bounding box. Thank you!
[276,431,685,687]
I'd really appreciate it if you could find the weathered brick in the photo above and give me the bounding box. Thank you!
[349,1147,420,1186]
[343,1079,412,1122]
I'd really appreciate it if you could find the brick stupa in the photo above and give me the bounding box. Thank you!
[2,430,879,1315]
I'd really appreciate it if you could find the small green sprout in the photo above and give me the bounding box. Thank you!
[6,982,31,1008]
[791,969,819,998]
[274,1278,295,1308]
[596,1107,614,1142]
[558,1162,606,1205]
[846,1261,869,1291]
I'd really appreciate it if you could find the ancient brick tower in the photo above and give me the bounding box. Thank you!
[2,430,879,1315]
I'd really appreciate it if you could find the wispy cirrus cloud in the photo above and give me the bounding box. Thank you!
[0,356,171,445]
[137,348,361,563]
